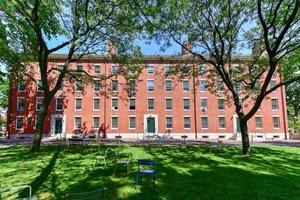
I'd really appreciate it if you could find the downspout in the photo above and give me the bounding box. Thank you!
[280,74,288,140]
[103,62,107,138]
[6,77,13,139]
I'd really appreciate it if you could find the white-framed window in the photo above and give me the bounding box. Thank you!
[129,116,136,129]
[270,79,277,92]
[182,80,189,92]
[200,98,208,111]
[183,98,190,110]
[111,65,119,74]
[164,65,171,74]
[18,81,26,92]
[37,80,44,92]
[17,97,25,112]
[216,80,224,92]
[147,65,154,74]
[218,99,225,110]
[199,64,206,75]
[93,116,100,129]
[74,116,82,129]
[147,80,154,92]
[93,81,101,92]
[75,98,82,111]
[272,116,280,129]
[271,98,279,110]
[201,116,208,129]
[129,80,136,92]
[16,116,24,130]
[255,116,263,128]
[182,65,189,75]
[147,98,154,110]
[56,98,63,111]
[111,80,118,92]
[199,80,207,91]
[93,98,100,111]
[165,80,172,91]
[166,116,173,129]
[183,117,191,129]
[75,81,83,92]
[111,116,118,129]
[111,98,118,111]
[94,65,101,74]
[129,98,136,110]
[218,116,226,129]
[165,98,172,110]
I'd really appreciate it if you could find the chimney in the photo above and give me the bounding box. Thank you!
[181,41,192,55]
[107,41,117,55]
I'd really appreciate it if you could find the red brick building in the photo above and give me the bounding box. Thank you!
[7,54,289,140]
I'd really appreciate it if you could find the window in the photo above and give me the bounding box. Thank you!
[94,65,101,74]
[216,80,224,92]
[111,117,118,129]
[77,65,83,72]
[112,65,119,74]
[164,65,171,74]
[129,80,136,92]
[255,117,263,128]
[182,80,189,92]
[199,65,206,75]
[56,98,63,111]
[199,80,207,91]
[111,80,118,92]
[74,117,82,129]
[184,117,191,129]
[219,117,226,128]
[271,98,279,110]
[147,98,154,110]
[165,98,172,110]
[183,65,189,75]
[147,66,154,74]
[165,80,172,91]
[16,116,24,130]
[218,99,225,110]
[93,98,100,111]
[37,80,44,91]
[111,98,118,110]
[93,117,100,129]
[58,82,64,91]
[75,81,83,92]
[166,117,173,129]
[129,117,136,129]
[18,81,26,92]
[36,98,43,111]
[270,80,277,91]
[273,117,280,128]
[147,80,154,92]
[183,99,190,110]
[17,98,25,111]
[235,82,242,92]
[201,117,208,128]
[129,98,136,110]
[93,81,101,92]
[200,98,208,111]
[75,98,82,111]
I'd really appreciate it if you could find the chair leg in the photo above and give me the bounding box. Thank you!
[103,158,106,167]
[135,174,139,189]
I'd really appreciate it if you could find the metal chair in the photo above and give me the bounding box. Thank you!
[0,185,37,200]
[94,147,111,167]
[135,159,156,190]
[66,188,106,200]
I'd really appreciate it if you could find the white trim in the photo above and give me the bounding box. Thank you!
[271,97,279,111]
[165,79,173,92]
[147,97,155,111]
[183,97,190,111]
[128,116,136,130]
[272,116,281,129]
[183,116,191,129]
[144,114,158,135]
[147,79,154,92]
[73,115,82,130]
[218,116,226,129]
[92,116,100,130]
[111,115,119,130]
[217,98,225,111]
[128,97,136,111]
[75,97,82,111]
[201,116,209,129]
[165,116,173,129]
[182,80,189,92]
[165,97,173,111]
[111,97,119,111]
[55,97,63,111]
[50,114,66,136]
[94,65,101,74]
[199,79,207,92]
[147,65,155,74]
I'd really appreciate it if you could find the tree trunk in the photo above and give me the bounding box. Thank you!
[239,117,251,155]
[31,98,50,152]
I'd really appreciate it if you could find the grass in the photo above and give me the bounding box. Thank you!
[0,144,300,200]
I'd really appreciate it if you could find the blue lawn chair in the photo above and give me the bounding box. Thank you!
[135,159,156,190]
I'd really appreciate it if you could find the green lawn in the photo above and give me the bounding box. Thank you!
[0,144,300,200]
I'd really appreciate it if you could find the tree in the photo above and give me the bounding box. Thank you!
[132,0,300,155]
[0,0,143,151]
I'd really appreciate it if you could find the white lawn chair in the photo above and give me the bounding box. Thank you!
[66,188,106,200]
[0,185,37,200]
[94,147,111,167]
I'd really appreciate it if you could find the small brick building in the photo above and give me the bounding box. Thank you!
[6,54,289,140]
